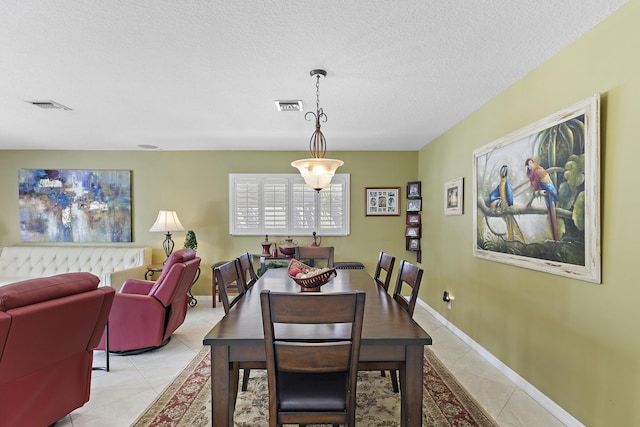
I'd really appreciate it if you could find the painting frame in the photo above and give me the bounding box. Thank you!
[407,198,422,212]
[407,238,420,251]
[407,181,421,198]
[444,177,464,216]
[406,213,421,225]
[365,187,401,216]
[405,226,421,237]
[18,168,132,243]
[472,94,600,283]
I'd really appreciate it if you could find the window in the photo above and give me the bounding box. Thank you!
[229,174,350,236]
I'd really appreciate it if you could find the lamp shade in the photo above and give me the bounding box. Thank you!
[149,210,185,233]
[291,158,344,191]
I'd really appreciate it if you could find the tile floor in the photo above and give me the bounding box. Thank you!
[57,296,568,426]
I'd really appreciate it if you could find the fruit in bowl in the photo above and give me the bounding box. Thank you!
[289,267,302,277]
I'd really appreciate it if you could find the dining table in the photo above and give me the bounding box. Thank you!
[202,267,432,426]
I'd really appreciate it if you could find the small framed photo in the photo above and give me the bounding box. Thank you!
[444,177,463,216]
[405,226,421,237]
[407,181,421,198]
[407,198,422,212]
[406,213,421,225]
[365,187,401,216]
[407,238,420,251]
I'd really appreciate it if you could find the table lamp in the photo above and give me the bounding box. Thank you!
[149,210,185,263]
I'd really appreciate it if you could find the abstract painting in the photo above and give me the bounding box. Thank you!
[19,169,132,242]
[472,95,600,283]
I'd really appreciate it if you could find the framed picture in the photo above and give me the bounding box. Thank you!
[406,213,421,225]
[407,181,421,198]
[18,169,132,242]
[407,198,422,212]
[405,226,421,237]
[444,177,464,216]
[472,94,600,283]
[407,238,420,251]
[365,187,401,216]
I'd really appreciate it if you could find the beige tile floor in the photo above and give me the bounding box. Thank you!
[57,296,569,426]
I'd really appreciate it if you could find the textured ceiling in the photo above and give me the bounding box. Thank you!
[0,0,628,151]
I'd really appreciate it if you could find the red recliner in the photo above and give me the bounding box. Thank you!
[97,248,201,354]
[0,272,115,427]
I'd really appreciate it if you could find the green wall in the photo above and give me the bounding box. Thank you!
[418,2,640,425]
[0,150,418,295]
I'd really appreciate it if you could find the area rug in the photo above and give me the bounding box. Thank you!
[133,347,497,426]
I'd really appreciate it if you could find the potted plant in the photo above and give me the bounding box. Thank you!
[184,230,198,251]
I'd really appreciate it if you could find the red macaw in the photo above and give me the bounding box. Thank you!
[525,158,559,241]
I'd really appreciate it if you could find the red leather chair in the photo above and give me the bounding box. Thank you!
[0,273,115,427]
[97,248,201,354]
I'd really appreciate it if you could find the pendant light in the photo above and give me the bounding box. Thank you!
[291,69,344,191]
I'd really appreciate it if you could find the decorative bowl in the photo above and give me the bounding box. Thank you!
[287,258,337,292]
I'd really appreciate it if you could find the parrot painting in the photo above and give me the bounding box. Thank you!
[485,165,524,242]
[525,157,559,241]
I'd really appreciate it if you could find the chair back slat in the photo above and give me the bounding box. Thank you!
[392,260,423,317]
[293,246,334,268]
[236,252,258,290]
[373,251,396,292]
[214,259,245,315]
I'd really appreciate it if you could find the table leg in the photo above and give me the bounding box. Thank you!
[401,344,424,427]
[211,346,240,426]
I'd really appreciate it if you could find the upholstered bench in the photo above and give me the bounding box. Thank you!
[0,246,151,290]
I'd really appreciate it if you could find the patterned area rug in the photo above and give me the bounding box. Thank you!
[133,347,497,426]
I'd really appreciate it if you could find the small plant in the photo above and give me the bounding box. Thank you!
[184,230,198,251]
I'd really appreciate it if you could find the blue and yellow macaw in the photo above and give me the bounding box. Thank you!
[486,165,524,242]
[525,157,559,241]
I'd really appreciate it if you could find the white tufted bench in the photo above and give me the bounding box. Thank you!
[0,246,151,290]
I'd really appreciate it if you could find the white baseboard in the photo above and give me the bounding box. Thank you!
[417,299,584,427]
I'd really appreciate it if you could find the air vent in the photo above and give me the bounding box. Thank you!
[275,100,303,112]
[26,100,72,110]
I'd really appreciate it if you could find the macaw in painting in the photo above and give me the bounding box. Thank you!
[485,165,524,242]
[525,157,559,241]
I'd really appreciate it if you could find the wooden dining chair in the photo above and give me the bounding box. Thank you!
[236,252,258,290]
[386,259,423,392]
[373,251,396,292]
[234,252,261,391]
[260,290,366,427]
[215,258,264,392]
[213,259,246,315]
[294,246,335,268]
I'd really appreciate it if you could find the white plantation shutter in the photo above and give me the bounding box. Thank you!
[229,174,349,236]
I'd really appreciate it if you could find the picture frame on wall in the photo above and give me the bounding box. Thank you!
[444,177,464,216]
[407,181,421,198]
[407,198,422,212]
[407,238,420,251]
[405,226,421,237]
[472,94,601,283]
[406,213,421,225]
[365,187,401,216]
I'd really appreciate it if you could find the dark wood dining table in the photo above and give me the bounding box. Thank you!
[202,267,432,426]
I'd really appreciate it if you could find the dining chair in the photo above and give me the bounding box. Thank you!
[386,259,423,392]
[373,251,396,292]
[213,259,246,315]
[294,246,335,268]
[235,252,260,390]
[236,252,258,290]
[214,259,263,392]
[260,290,366,427]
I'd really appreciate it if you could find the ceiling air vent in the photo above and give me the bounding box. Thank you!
[26,100,73,110]
[275,100,303,112]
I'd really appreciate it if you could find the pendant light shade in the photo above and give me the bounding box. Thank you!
[292,69,343,192]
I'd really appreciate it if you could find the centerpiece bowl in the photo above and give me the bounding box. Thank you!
[287,258,337,292]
